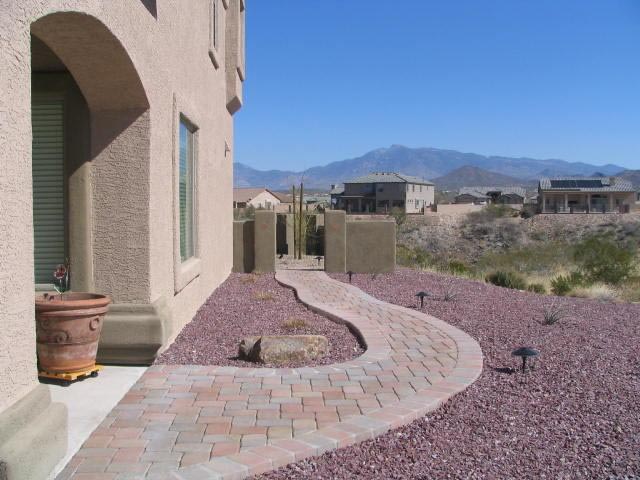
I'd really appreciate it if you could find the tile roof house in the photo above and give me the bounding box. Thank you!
[538,177,635,213]
[233,188,281,209]
[455,186,526,205]
[331,172,435,214]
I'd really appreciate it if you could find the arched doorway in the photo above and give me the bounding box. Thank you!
[30,12,151,302]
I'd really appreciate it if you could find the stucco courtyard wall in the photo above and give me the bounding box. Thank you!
[0,1,244,478]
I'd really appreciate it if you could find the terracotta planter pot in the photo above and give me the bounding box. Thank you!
[35,293,111,373]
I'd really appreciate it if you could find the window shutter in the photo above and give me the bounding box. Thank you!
[32,95,65,287]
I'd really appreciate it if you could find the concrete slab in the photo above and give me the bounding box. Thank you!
[48,365,147,479]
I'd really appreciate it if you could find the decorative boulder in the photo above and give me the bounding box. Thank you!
[239,335,328,364]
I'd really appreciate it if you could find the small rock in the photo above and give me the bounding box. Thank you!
[239,335,328,364]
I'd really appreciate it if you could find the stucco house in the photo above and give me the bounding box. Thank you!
[538,177,636,213]
[0,1,245,477]
[455,186,526,205]
[331,172,435,214]
[233,187,281,209]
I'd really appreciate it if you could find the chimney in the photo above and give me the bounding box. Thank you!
[330,184,336,190]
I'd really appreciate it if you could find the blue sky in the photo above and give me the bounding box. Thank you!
[235,0,640,171]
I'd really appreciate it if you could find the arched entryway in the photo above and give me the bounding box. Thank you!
[30,12,151,302]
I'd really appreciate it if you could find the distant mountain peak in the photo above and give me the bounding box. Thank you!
[234,146,625,191]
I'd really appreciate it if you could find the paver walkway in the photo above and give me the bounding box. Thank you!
[58,270,482,480]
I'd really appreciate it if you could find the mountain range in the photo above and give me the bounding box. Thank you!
[234,144,627,190]
[431,166,536,191]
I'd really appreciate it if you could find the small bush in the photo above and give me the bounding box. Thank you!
[527,283,546,294]
[443,286,459,301]
[542,303,567,325]
[448,260,468,275]
[619,277,640,302]
[467,204,516,224]
[573,234,636,285]
[282,318,307,329]
[396,245,432,269]
[485,271,527,290]
[391,207,407,227]
[550,275,573,296]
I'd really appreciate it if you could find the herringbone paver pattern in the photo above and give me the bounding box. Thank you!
[58,270,482,479]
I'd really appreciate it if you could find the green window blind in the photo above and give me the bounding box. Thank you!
[32,95,66,286]
[179,119,195,261]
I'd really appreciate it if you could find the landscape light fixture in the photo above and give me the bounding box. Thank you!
[347,271,354,283]
[315,256,323,266]
[512,347,539,373]
[415,291,430,308]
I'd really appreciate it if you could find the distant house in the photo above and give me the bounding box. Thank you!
[538,177,636,213]
[331,172,434,214]
[455,186,526,205]
[233,188,281,209]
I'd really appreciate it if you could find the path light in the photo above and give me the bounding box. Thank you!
[315,256,323,266]
[512,347,539,373]
[347,271,354,283]
[415,291,430,308]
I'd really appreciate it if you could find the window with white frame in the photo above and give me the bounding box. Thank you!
[179,117,197,262]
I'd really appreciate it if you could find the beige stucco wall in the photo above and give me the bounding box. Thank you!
[405,183,435,213]
[433,203,485,215]
[248,191,281,209]
[0,0,244,415]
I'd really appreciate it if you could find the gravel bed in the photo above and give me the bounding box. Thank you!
[155,273,364,368]
[259,268,640,479]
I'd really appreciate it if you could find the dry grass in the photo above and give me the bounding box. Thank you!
[254,291,275,301]
[241,274,259,284]
[617,277,640,303]
[282,318,308,329]
[570,283,619,302]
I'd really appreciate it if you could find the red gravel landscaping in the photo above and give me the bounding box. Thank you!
[155,272,364,368]
[259,268,640,479]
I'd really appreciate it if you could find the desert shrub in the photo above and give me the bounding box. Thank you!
[542,303,567,325]
[467,204,516,224]
[448,260,468,275]
[619,277,640,302]
[397,245,432,269]
[476,242,572,276]
[550,275,573,296]
[485,271,527,290]
[573,234,636,285]
[527,283,546,294]
[570,283,618,302]
[391,207,407,227]
[443,286,459,301]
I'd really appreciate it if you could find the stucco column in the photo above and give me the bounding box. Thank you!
[254,210,276,273]
[324,210,346,273]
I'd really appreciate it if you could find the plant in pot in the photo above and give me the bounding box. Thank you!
[35,263,111,374]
